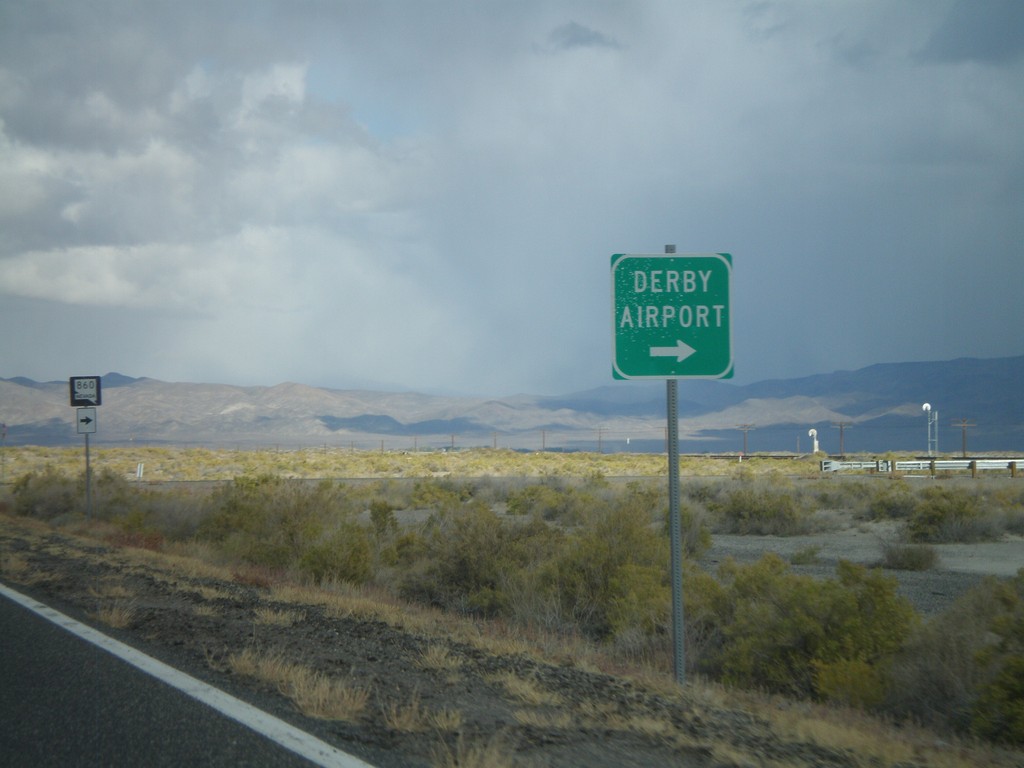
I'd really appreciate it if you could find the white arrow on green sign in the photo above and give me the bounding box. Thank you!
[611,252,733,379]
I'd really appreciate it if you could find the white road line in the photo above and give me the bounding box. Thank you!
[0,582,376,768]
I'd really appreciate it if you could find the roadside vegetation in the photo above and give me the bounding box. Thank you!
[3,445,1024,752]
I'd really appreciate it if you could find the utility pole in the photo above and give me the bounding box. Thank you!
[735,424,755,455]
[831,421,852,457]
[952,418,976,458]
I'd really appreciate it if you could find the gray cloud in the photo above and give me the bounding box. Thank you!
[545,21,620,51]
[1,1,1021,396]
[919,0,1024,64]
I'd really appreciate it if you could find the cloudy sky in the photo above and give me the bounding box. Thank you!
[1,1,1022,396]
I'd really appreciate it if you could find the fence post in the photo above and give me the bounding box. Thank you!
[970,460,977,479]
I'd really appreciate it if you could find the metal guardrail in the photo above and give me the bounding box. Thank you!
[821,459,1020,475]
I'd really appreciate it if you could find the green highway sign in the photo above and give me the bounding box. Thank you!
[611,252,733,379]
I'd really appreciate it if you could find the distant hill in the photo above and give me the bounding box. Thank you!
[2,355,1022,453]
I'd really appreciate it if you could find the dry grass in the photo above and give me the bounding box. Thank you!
[727,689,1005,768]
[428,707,463,733]
[89,600,137,629]
[380,692,462,733]
[381,692,432,733]
[88,581,134,600]
[513,709,573,729]
[228,648,368,721]
[159,542,235,579]
[419,644,462,672]
[4,445,816,485]
[274,581,418,625]
[191,583,235,601]
[0,552,31,578]
[431,733,515,768]
[489,672,563,708]
[253,606,304,626]
[572,699,680,743]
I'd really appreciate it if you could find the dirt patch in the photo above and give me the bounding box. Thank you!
[1,515,1020,768]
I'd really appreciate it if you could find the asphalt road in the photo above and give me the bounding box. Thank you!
[0,585,368,768]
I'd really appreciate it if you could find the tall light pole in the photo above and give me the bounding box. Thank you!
[923,403,938,456]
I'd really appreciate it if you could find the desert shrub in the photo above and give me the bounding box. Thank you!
[537,500,669,641]
[886,570,1024,737]
[410,502,507,612]
[813,658,888,709]
[297,523,373,585]
[680,561,729,670]
[879,539,938,571]
[972,656,1024,745]
[907,486,994,542]
[709,485,812,535]
[505,483,594,525]
[865,480,916,520]
[400,501,562,617]
[970,569,1024,745]
[789,545,821,565]
[606,562,669,645]
[999,505,1024,536]
[134,487,209,541]
[198,475,352,570]
[12,466,80,519]
[410,478,473,510]
[682,480,722,507]
[90,469,136,520]
[661,502,712,559]
[369,499,398,538]
[704,556,917,701]
[810,478,874,515]
[351,479,410,511]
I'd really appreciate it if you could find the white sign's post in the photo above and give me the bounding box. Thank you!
[70,377,102,517]
[611,247,734,686]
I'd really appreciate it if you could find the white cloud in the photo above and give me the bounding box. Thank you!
[0,1,1021,394]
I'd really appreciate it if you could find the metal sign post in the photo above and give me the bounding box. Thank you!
[84,433,92,517]
[666,376,684,683]
[611,247,733,686]
[71,377,102,518]
[76,407,97,517]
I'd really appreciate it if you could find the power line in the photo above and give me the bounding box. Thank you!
[735,424,755,455]
[831,421,853,456]
[951,418,976,458]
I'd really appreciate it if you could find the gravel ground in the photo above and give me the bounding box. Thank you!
[701,518,1022,615]
[2,514,1022,768]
